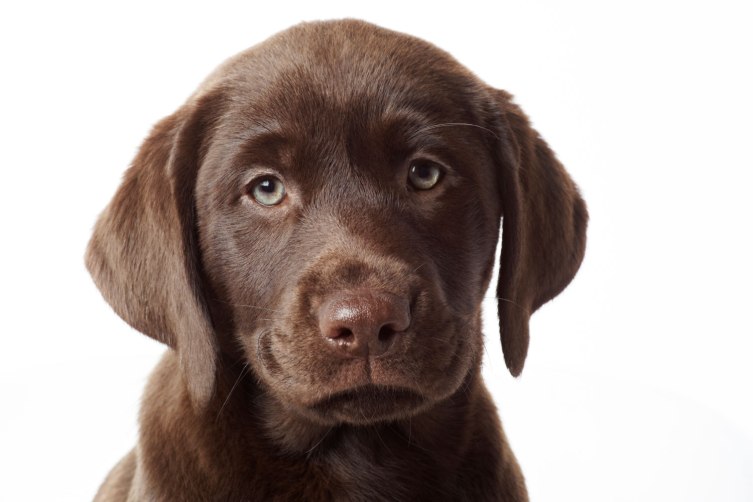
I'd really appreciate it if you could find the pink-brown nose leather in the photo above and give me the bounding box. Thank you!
[318,291,411,358]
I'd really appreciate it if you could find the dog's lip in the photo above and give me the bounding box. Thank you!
[308,385,426,420]
[314,385,423,404]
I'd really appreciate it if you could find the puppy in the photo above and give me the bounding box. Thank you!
[87,19,587,501]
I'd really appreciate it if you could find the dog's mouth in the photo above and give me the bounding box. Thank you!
[308,385,426,424]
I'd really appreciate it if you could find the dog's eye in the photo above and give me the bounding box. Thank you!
[408,160,443,190]
[249,176,286,206]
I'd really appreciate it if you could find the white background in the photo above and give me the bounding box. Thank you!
[1,1,752,500]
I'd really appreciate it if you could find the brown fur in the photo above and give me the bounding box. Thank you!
[87,19,587,501]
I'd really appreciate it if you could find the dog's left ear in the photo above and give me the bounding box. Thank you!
[492,89,588,376]
[86,91,224,409]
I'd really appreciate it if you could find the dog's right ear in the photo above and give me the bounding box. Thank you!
[86,91,225,410]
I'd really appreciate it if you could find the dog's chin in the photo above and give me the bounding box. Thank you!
[303,385,428,426]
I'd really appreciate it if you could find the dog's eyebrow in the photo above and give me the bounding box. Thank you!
[409,122,500,141]
[228,123,294,170]
[380,106,499,146]
[229,119,286,144]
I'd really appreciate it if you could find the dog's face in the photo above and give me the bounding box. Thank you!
[195,27,501,425]
[86,20,587,427]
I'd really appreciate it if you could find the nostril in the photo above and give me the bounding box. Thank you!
[333,327,354,341]
[378,324,398,342]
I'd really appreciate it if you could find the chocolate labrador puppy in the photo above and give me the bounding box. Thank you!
[87,19,587,501]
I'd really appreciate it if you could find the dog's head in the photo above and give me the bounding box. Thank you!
[86,20,587,426]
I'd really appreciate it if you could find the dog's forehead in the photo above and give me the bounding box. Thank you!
[202,21,483,134]
[194,20,498,201]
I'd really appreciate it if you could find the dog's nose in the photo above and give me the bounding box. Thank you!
[318,291,410,358]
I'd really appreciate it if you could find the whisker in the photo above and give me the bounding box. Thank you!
[398,422,432,454]
[483,296,530,314]
[215,363,249,422]
[305,426,333,458]
[370,420,393,457]
[410,122,500,140]
[210,298,285,314]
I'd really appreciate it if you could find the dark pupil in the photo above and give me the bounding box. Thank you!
[259,179,276,193]
[415,164,432,178]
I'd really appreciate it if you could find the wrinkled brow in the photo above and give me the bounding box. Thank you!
[227,125,293,172]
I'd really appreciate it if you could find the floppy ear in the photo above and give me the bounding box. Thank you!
[86,92,224,409]
[493,90,588,376]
